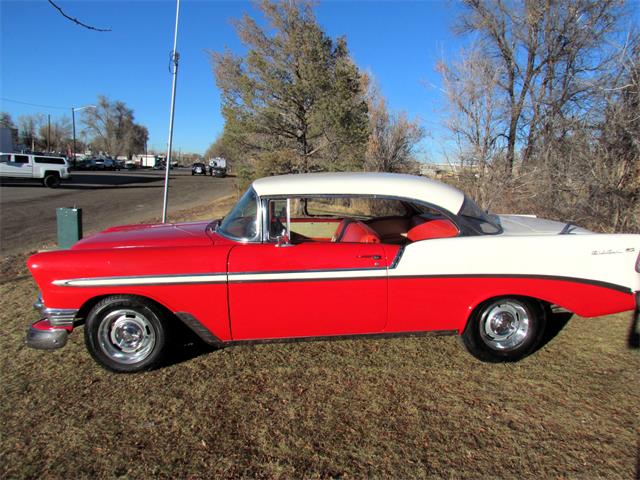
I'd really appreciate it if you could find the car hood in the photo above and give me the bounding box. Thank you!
[72,221,217,250]
[498,215,592,236]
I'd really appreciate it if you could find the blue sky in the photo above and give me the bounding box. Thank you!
[1,1,467,157]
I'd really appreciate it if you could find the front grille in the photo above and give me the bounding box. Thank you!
[44,308,78,327]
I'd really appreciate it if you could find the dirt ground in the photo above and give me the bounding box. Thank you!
[0,193,638,479]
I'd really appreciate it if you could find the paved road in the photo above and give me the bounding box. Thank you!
[0,169,235,255]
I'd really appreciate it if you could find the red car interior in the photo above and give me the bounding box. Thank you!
[407,219,459,242]
[332,219,381,243]
[341,221,381,243]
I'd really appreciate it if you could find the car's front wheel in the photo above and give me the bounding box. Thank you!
[461,297,546,362]
[84,296,169,373]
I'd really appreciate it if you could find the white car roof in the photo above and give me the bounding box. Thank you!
[252,172,465,214]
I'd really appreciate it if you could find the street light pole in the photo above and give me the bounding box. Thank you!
[162,0,181,223]
[71,105,95,168]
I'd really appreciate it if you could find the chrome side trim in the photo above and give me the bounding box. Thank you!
[52,272,227,287]
[389,246,405,269]
[175,312,224,347]
[44,308,78,327]
[51,270,632,293]
[228,269,387,283]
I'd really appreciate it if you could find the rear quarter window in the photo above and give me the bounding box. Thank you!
[34,157,66,165]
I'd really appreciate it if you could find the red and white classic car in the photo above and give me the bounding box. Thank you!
[27,173,640,372]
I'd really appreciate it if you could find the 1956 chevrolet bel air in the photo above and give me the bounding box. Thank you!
[26,172,640,372]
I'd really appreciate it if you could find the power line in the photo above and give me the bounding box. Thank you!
[0,97,70,110]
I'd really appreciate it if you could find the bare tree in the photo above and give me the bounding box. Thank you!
[438,47,504,172]
[38,116,72,153]
[363,76,423,173]
[82,96,147,158]
[438,0,638,233]
[0,112,15,129]
[47,0,111,32]
[17,115,42,150]
[456,0,626,172]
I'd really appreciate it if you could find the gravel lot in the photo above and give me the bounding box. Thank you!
[0,169,236,255]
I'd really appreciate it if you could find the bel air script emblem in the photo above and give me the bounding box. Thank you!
[591,247,636,255]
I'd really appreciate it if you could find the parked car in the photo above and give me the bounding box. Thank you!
[25,172,640,372]
[209,157,227,177]
[210,166,227,178]
[0,152,71,187]
[88,158,119,171]
[192,162,207,175]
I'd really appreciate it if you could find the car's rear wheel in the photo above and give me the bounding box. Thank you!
[461,297,546,362]
[43,173,61,188]
[84,296,169,373]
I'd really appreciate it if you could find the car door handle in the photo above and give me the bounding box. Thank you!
[357,254,381,260]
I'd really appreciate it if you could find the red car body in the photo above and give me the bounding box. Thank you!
[26,173,640,371]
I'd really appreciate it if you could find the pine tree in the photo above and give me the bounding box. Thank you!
[212,0,369,181]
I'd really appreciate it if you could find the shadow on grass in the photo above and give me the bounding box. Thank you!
[628,307,639,349]
[162,324,219,369]
[534,311,574,354]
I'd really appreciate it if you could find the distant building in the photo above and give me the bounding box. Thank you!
[0,127,18,152]
[420,162,480,179]
[420,162,460,178]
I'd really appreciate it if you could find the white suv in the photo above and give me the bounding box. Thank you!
[0,152,72,188]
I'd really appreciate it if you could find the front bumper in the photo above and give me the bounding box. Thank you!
[26,319,68,350]
[27,294,77,350]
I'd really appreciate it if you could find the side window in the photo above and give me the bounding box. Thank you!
[34,156,65,165]
[266,196,397,244]
[305,197,408,218]
[14,155,29,164]
[0,154,10,163]
[268,199,289,239]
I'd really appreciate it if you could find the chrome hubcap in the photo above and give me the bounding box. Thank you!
[98,309,156,364]
[480,301,530,350]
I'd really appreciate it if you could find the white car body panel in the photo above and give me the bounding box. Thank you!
[498,215,591,235]
[393,234,640,293]
[253,172,465,214]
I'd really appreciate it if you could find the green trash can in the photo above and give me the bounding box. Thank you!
[56,207,83,249]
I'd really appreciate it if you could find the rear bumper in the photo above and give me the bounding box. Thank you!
[26,319,69,350]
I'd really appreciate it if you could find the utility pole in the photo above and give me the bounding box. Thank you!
[162,0,180,223]
[47,114,51,152]
[71,108,76,167]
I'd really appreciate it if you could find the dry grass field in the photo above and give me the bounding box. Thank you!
[1,198,638,478]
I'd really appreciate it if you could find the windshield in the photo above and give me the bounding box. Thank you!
[459,196,501,234]
[218,188,260,241]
